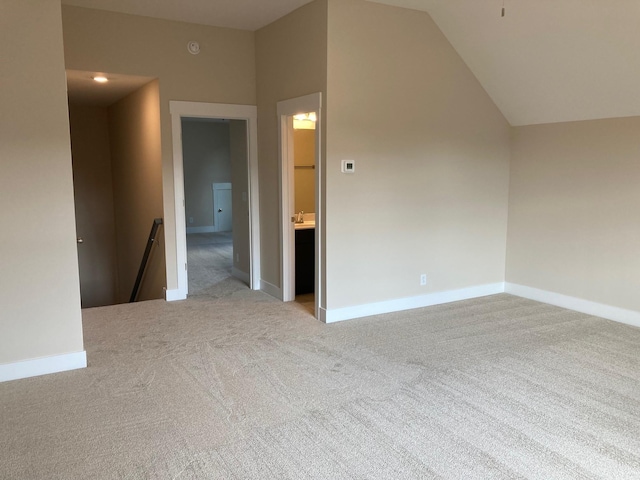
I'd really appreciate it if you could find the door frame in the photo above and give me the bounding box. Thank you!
[169,101,260,298]
[277,93,323,317]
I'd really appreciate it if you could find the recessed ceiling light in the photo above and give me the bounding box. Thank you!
[93,76,109,83]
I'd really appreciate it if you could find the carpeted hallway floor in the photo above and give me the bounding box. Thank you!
[187,232,233,296]
[2,281,640,479]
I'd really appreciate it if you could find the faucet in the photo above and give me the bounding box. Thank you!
[295,211,304,223]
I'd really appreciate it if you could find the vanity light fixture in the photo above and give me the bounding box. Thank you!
[293,112,317,129]
[93,75,109,83]
[294,112,317,122]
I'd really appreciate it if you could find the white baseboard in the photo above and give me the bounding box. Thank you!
[505,283,640,328]
[0,351,87,383]
[261,279,282,300]
[320,282,506,324]
[186,226,216,234]
[165,288,187,302]
[232,267,250,285]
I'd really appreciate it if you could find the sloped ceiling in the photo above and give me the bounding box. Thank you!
[373,0,640,126]
[61,0,640,126]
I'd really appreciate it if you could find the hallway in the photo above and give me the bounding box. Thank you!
[187,232,232,296]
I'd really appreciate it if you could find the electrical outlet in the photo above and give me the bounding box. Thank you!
[420,274,427,286]
[236,253,240,263]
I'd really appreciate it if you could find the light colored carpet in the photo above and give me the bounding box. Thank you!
[2,282,640,479]
[187,232,233,295]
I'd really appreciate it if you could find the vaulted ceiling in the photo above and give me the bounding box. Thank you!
[61,0,640,126]
[379,0,640,126]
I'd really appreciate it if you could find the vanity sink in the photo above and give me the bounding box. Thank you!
[294,221,315,230]
[294,213,315,230]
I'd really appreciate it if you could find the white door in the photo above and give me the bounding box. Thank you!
[213,184,232,232]
[71,125,118,308]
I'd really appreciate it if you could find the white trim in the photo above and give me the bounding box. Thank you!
[261,279,282,300]
[232,267,250,285]
[505,283,640,328]
[169,101,261,299]
[170,108,189,300]
[164,288,186,302]
[186,226,216,234]
[0,351,87,383]
[278,112,295,302]
[320,283,506,324]
[277,93,323,317]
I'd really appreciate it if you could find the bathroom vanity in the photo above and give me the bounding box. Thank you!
[294,223,315,295]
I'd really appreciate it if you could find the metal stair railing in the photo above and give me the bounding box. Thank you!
[130,218,163,303]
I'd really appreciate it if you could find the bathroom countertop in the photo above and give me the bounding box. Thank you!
[294,221,315,230]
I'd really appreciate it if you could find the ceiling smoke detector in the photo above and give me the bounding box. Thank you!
[187,41,200,55]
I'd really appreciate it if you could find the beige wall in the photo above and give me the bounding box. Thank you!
[0,0,84,364]
[62,6,256,293]
[325,0,511,309]
[294,129,316,214]
[108,81,165,303]
[507,117,640,312]
[255,0,328,290]
[4,0,634,376]
[182,120,232,228]
[69,105,118,308]
[230,120,251,276]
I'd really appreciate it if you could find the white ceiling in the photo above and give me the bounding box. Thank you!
[377,0,640,126]
[61,0,640,126]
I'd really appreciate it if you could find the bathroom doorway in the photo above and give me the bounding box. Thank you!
[277,93,323,319]
[292,114,316,314]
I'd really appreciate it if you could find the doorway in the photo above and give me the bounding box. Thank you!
[181,116,239,296]
[170,102,260,299]
[277,93,323,318]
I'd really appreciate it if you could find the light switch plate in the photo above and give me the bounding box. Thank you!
[341,159,355,173]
